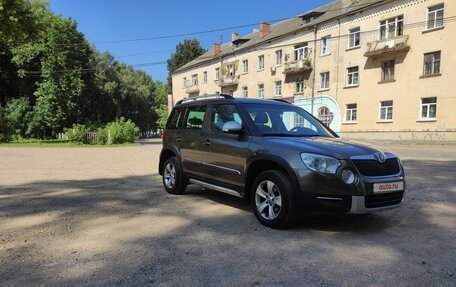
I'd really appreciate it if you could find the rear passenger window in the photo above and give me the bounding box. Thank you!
[166,108,184,129]
[211,104,243,132]
[184,105,206,130]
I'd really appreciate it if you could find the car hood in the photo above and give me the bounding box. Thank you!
[268,136,393,160]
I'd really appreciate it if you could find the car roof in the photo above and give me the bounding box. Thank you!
[174,94,292,107]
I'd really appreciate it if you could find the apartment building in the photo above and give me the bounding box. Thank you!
[171,0,456,141]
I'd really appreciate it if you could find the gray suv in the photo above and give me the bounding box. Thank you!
[159,94,406,228]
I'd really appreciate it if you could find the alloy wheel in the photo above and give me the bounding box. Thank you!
[255,180,282,220]
[164,162,177,189]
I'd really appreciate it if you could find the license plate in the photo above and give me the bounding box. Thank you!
[373,181,404,193]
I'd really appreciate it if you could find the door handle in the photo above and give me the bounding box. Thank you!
[203,140,211,146]
[176,137,182,143]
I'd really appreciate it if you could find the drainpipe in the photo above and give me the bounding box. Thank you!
[335,19,342,101]
[311,25,318,115]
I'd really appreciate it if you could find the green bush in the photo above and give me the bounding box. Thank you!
[64,124,89,144]
[96,128,108,145]
[106,117,139,144]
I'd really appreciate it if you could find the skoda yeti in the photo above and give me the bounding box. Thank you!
[159,94,406,228]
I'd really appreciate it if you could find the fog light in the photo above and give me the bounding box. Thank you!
[341,169,357,185]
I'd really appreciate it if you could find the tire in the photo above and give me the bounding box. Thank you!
[162,157,188,195]
[251,170,297,229]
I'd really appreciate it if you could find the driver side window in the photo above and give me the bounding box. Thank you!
[211,104,243,132]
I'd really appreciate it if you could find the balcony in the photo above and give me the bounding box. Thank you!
[184,80,200,94]
[364,35,410,58]
[218,75,240,87]
[283,59,312,75]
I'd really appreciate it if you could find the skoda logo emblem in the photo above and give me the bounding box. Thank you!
[374,152,386,163]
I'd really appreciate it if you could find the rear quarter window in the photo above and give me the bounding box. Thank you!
[166,108,184,129]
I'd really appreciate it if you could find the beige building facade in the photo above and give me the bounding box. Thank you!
[171,0,456,141]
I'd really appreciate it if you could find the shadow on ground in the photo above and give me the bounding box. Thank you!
[0,159,455,286]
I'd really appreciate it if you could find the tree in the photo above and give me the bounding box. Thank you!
[154,81,169,128]
[166,39,206,93]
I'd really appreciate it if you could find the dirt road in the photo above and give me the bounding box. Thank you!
[0,140,455,286]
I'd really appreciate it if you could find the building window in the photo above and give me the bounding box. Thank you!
[380,15,403,40]
[274,81,282,97]
[275,50,283,66]
[242,87,248,98]
[215,68,220,80]
[348,27,360,48]
[318,106,332,127]
[242,60,249,73]
[380,100,393,120]
[203,71,207,83]
[347,66,359,86]
[346,104,357,122]
[423,51,441,75]
[420,97,437,119]
[257,84,264,98]
[191,74,198,86]
[258,55,265,70]
[321,36,331,55]
[295,77,304,93]
[294,44,308,61]
[381,60,395,81]
[427,4,444,30]
[320,72,330,90]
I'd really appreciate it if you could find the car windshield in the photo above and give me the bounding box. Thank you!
[244,103,335,137]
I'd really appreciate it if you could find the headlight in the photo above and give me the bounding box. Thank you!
[301,153,341,174]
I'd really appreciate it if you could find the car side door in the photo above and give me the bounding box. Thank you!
[179,104,208,177]
[201,103,250,188]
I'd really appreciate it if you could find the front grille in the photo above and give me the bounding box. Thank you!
[365,191,404,208]
[352,158,400,177]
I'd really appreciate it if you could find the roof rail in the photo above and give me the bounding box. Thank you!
[272,99,292,104]
[175,94,234,105]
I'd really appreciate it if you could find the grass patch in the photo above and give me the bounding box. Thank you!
[0,138,139,147]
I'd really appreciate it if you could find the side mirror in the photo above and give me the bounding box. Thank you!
[222,121,243,134]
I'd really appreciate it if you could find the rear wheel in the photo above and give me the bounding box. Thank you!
[251,170,296,229]
[162,157,187,195]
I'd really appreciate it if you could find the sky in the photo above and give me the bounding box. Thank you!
[49,0,333,82]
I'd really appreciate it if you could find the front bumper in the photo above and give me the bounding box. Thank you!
[348,193,404,214]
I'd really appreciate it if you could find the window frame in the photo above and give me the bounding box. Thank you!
[242,86,248,98]
[258,55,265,71]
[203,71,208,84]
[426,3,444,30]
[381,60,395,81]
[345,103,357,123]
[257,84,264,98]
[423,51,441,76]
[379,15,404,40]
[379,100,394,121]
[275,50,283,66]
[215,68,220,80]
[346,66,359,86]
[191,74,198,86]
[294,44,308,61]
[320,36,331,56]
[295,77,304,93]
[348,27,361,48]
[274,81,282,97]
[420,97,437,119]
[242,60,249,74]
[320,72,330,90]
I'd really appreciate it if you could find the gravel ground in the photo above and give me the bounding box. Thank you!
[0,139,455,286]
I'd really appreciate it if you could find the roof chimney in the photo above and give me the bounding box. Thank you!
[231,32,240,42]
[260,22,271,38]
[212,43,221,56]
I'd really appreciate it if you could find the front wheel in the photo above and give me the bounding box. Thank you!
[162,157,188,195]
[251,170,296,229]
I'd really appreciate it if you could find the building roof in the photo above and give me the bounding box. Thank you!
[173,0,387,75]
